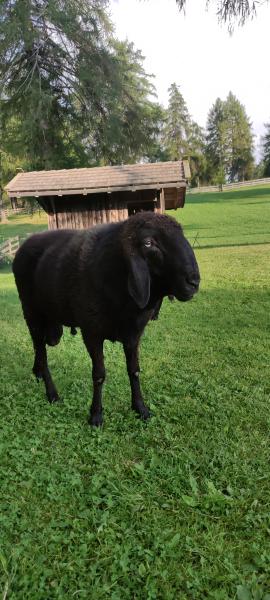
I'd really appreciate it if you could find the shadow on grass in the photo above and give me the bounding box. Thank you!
[193,241,270,250]
[186,186,270,204]
[244,200,270,206]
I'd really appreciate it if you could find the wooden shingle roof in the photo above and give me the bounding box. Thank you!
[5,160,190,198]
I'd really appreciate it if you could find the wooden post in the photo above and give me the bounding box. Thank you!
[160,189,165,213]
[50,197,58,230]
[106,198,112,223]
[101,199,107,224]
[0,151,8,223]
[154,190,162,214]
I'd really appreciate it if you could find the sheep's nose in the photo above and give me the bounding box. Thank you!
[186,274,200,291]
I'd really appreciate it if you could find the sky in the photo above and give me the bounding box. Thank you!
[110,0,270,160]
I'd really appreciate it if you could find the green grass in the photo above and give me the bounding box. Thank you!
[0,187,270,599]
[177,186,270,248]
[0,211,47,242]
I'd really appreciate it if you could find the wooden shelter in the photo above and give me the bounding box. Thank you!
[5,160,190,230]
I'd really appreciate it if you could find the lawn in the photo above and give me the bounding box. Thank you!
[0,211,47,243]
[0,187,270,599]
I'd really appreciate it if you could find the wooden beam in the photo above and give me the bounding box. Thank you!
[7,181,187,198]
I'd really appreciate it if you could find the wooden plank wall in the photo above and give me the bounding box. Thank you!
[164,187,186,209]
[43,186,186,231]
[47,197,128,230]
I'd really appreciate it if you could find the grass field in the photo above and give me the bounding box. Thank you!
[0,187,270,599]
[0,211,47,243]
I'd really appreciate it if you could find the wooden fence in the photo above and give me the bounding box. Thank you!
[188,177,270,194]
[1,206,39,219]
[0,236,20,260]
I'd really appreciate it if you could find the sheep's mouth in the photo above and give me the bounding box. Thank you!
[176,293,194,302]
[174,288,198,302]
[169,275,200,303]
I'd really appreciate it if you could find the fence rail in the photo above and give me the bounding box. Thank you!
[0,236,20,260]
[188,177,270,194]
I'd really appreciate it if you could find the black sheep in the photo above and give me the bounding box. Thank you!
[13,212,200,426]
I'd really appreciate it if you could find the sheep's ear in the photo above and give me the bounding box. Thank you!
[128,255,150,309]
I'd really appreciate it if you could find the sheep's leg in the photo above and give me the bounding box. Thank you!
[82,332,105,427]
[123,341,150,420]
[30,325,60,403]
[151,298,163,321]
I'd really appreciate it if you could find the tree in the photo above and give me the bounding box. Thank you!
[0,111,3,219]
[163,84,207,184]
[185,120,207,186]
[91,40,165,165]
[0,106,31,220]
[0,0,115,169]
[174,1,267,28]
[206,93,254,183]
[0,0,163,170]
[163,83,191,160]
[205,98,228,184]
[261,123,270,176]
[162,84,207,183]
[0,147,3,221]
[225,92,254,181]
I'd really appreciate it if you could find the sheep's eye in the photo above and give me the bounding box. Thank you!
[144,239,152,248]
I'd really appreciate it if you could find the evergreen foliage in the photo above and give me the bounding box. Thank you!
[175,0,264,28]
[205,98,227,184]
[163,84,206,185]
[0,0,111,169]
[0,0,163,172]
[225,91,254,181]
[206,93,254,183]
[90,40,164,165]
[186,120,207,186]
[261,123,270,176]
[163,83,191,160]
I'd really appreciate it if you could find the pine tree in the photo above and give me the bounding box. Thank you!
[0,147,3,220]
[0,0,115,169]
[206,93,254,183]
[175,1,263,27]
[186,121,207,186]
[261,123,270,176]
[0,1,163,170]
[0,112,3,218]
[224,92,254,181]
[163,83,191,160]
[205,98,228,184]
[92,41,165,165]
[163,84,207,183]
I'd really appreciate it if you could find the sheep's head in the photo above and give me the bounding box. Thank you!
[123,212,200,309]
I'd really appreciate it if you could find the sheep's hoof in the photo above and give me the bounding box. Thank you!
[32,367,43,381]
[133,404,151,421]
[88,412,103,427]
[48,391,61,403]
[140,409,152,421]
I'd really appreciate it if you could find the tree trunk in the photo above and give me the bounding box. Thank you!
[0,150,5,222]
